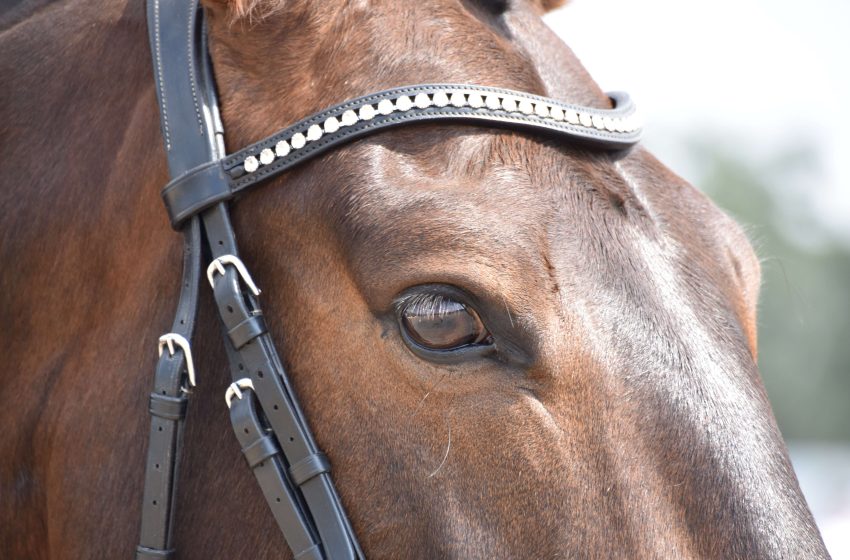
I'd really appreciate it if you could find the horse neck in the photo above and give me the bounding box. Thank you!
[0,1,200,556]
[1,0,177,348]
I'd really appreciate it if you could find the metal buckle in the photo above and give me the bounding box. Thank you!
[158,333,197,387]
[225,378,255,409]
[206,255,261,296]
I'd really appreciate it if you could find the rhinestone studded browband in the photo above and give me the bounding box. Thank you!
[161,84,642,227]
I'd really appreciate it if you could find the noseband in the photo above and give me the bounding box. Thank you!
[137,1,642,559]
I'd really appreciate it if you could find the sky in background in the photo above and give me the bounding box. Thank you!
[544,2,850,555]
[545,0,850,245]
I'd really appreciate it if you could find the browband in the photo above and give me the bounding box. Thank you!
[162,84,641,227]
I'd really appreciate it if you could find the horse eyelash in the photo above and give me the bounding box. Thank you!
[395,292,464,319]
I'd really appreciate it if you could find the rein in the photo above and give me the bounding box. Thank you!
[136,1,642,559]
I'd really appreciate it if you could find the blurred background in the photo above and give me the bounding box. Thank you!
[546,0,850,556]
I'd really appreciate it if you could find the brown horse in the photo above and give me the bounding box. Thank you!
[0,0,830,558]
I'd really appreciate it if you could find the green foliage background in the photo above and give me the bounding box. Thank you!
[687,137,850,441]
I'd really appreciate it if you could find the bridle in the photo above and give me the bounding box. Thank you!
[135,1,642,559]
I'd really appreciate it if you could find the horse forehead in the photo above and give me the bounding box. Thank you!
[317,133,582,266]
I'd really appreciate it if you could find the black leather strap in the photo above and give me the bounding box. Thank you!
[147,0,223,175]
[136,546,174,559]
[242,433,280,468]
[149,393,188,421]
[230,388,324,559]
[209,249,362,559]
[227,312,267,350]
[136,220,200,560]
[138,0,218,557]
[201,200,362,560]
[290,453,331,487]
[161,161,230,227]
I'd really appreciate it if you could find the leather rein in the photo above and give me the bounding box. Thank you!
[136,1,642,558]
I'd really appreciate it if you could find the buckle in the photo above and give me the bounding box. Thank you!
[206,255,261,296]
[157,333,196,387]
[225,378,255,409]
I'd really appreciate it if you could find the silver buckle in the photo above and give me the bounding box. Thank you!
[158,333,196,387]
[206,255,261,296]
[225,378,255,409]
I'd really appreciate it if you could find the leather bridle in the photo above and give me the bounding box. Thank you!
[136,1,642,559]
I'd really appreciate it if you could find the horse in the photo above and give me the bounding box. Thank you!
[0,0,830,557]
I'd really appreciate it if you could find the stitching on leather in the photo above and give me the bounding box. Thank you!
[186,1,203,135]
[153,0,171,150]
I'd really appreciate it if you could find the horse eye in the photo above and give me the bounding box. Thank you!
[400,295,491,351]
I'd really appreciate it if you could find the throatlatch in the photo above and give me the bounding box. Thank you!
[138,1,641,558]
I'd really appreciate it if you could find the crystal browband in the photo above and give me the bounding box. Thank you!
[161,84,642,228]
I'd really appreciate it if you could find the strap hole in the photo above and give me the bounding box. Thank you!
[155,463,160,469]
[275,497,281,503]
[244,428,250,434]
[226,305,233,313]
[273,404,279,410]
[238,363,244,371]
[158,427,163,432]
[257,370,264,378]
[179,319,185,325]
[218,240,224,246]
[289,436,294,442]
[152,500,158,506]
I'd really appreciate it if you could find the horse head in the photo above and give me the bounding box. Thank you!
[182,0,828,557]
[0,0,828,557]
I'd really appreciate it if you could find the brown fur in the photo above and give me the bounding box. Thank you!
[0,0,827,558]
[223,0,568,23]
